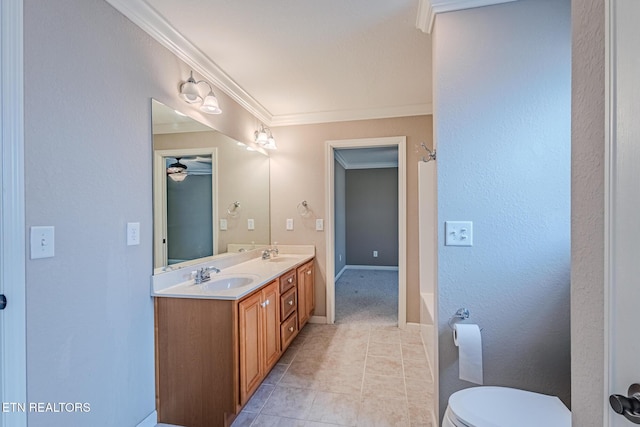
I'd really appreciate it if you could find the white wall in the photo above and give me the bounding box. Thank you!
[433,0,571,419]
[570,0,606,425]
[23,0,259,425]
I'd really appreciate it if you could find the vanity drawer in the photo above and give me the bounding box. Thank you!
[280,287,297,321]
[281,313,298,350]
[279,269,297,293]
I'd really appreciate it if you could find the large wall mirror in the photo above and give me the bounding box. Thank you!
[152,99,270,274]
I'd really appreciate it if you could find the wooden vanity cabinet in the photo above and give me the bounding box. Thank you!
[238,280,280,405]
[297,260,315,328]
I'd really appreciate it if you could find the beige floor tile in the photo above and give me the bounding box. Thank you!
[369,327,401,344]
[263,363,289,385]
[230,410,258,427]
[408,400,434,427]
[244,384,276,413]
[251,414,307,426]
[403,358,432,382]
[365,355,404,377]
[261,386,317,419]
[307,391,361,426]
[280,344,302,364]
[278,369,320,390]
[405,378,434,406]
[362,374,406,399]
[401,343,427,361]
[367,340,402,359]
[357,396,410,427]
[314,369,364,394]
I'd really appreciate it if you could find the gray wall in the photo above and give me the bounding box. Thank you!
[23,0,259,425]
[334,159,347,273]
[346,168,398,266]
[571,0,606,424]
[433,0,571,419]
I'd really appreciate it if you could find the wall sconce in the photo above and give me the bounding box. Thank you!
[167,158,188,182]
[254,125,277,150]
[180,71,222,114]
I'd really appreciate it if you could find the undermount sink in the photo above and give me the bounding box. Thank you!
[200,274,258,292]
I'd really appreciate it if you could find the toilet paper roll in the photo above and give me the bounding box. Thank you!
[453,323,483,385]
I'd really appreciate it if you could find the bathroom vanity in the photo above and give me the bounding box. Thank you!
[152,247,315,427]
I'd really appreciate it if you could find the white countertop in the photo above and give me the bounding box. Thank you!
[151,246,315,300]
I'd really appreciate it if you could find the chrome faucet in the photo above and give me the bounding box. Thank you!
[194,266,220,284]
[262,246,279,260]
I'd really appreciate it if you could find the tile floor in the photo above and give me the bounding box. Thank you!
[231,323,435,427]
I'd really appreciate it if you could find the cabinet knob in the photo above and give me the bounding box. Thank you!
[260,302,266,308]
[288,277,293,283]
[265,299,270,305]
[288,326,294,332]
[307,270,311,275]
[288,300,294,306]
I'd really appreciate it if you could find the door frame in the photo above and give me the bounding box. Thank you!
[325,136,407,327]
[604,0,639,425]
[1,0,27,425]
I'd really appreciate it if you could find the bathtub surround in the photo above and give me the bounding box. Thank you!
[432,0,571,421]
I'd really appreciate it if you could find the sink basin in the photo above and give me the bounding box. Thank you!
[200,274,258,292]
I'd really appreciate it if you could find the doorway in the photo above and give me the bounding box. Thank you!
[325,137,407,327]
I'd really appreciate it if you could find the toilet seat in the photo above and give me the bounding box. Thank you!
[444,386,571,427]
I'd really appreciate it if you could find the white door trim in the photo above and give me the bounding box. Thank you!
[325,136,407,327]
[1,0,27,426]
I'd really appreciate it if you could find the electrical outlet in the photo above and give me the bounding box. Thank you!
[286,218,294,230]
[373,250,378,257]
[315,218,324,231]
[220,219,228,230]
[445,221,473,246]
[247,219,255,230]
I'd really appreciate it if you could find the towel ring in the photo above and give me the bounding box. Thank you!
[297,200,311,217]
[227,201,241,217]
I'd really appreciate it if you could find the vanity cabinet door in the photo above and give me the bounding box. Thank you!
[262,280,281,371]
[238,291,262,404]
[297,261,315,328]
[238,280,281,405]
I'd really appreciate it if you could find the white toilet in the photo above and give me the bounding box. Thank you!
[442,386,571,427]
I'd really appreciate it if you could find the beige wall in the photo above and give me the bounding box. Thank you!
[270,115,433,322]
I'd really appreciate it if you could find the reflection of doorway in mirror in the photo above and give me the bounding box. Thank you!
[153,148,217,269]
[166,155,213,264]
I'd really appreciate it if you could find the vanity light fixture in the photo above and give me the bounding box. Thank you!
[179,71,222,115]
[167,158,188,182]
[254,125,277,150]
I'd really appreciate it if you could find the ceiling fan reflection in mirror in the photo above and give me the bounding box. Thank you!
[166,157,188,182]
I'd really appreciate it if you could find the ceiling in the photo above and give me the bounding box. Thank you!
[107,0,433,126]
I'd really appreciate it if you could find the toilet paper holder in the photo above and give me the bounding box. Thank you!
[448,308,470,330]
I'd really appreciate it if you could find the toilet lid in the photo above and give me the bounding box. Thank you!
[448,386,571,427]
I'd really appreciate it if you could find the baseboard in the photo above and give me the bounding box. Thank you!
[343,265,399,271]
[335,265,347,281]
[308,315,327,324]
[136,411,157,427]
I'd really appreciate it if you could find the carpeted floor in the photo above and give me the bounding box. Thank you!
[335,268,398,326]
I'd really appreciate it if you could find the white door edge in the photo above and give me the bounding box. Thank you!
[1,0,27,426]
[325,136,407,328]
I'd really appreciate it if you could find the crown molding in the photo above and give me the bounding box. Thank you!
[416,0,518,34]
[104,0,273,125]
[270,103,432,127]
[107,0,433,127]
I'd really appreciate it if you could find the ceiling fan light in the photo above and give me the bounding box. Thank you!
[200,91,222,114]
[168,172,188,182]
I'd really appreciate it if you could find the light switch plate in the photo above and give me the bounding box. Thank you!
[247,219,255,230]
[445,221,473,246]
[315,219,324,231]
[127,222,140,246]
[30,226,55,259]
[286,218,294,230]
[220,219,228,231]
